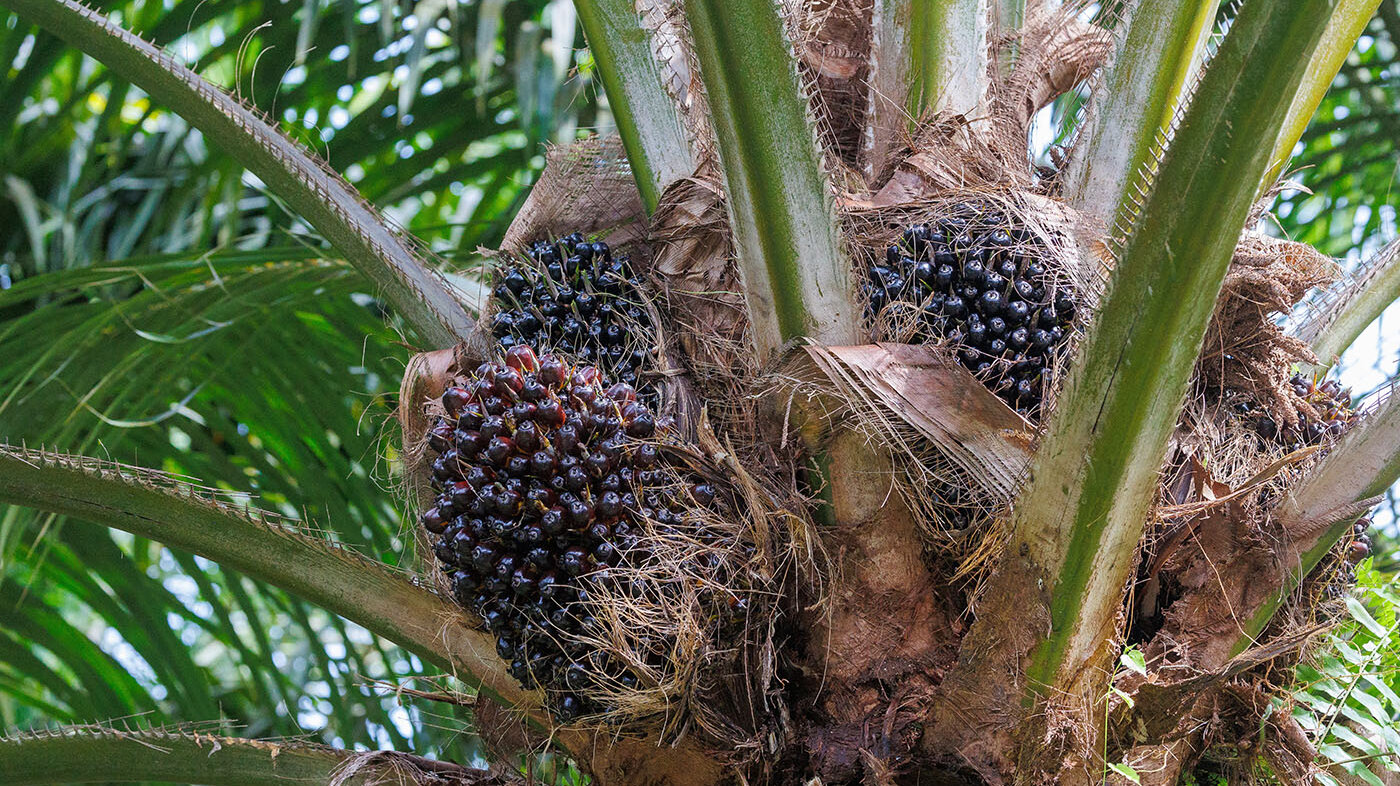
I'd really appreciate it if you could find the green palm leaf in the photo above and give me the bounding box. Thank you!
[0,250,462,752]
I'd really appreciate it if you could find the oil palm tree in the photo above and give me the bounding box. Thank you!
[1,0,1398,783]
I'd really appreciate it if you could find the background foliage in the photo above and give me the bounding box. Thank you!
[1296,567,1400,786]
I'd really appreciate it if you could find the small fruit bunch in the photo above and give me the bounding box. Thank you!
[1237,373,1354,450]
[490,234,657,403]
[863,206,1077,419]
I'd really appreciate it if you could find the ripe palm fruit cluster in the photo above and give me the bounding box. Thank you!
[1238,374,1354,450]
[418,345,716,722]
[863,208,1076,418]
[1317,516,1373,602]
[490,234,658,403]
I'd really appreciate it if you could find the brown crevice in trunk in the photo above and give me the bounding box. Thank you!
[920,548,1061,785]
[797,429,964,784]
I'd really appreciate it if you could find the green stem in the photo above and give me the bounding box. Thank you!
[575,0,693,213]
[0,728,394,778]
[907,0,988,118]
[681,0,856,361]
[998,0,1024,31]
[0,446,527,711]
[1064,0,1218,229]
[0,728,464,785]
[0,0,474,348]
[1015,0,1340,694]
[996,0,1025,70]
[865,0,912,179]
[1302,239,1400,367]
[1261,0,1384,191]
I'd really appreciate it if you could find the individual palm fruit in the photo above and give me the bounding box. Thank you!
[490,234,658,405]
[1343,515,1374,565]
[1237,373,1355,450]
[863,206,1076,419]
[418,345,717,722]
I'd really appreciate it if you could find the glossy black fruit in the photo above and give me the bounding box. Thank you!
[490,236,659,405]
[1235,373,1354,451]
[863,205,1077,419]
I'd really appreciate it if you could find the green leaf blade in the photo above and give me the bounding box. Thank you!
[681,0,856,359]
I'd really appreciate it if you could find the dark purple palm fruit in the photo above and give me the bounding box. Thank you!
[1236,372,1355,450]
[416,344,719,723]
[489,234,660,406]
[863,203,1076,420]
[1312,513,1374,603]
[1347,516,1373,564]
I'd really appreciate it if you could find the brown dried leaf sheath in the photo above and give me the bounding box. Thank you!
[804,343,1033,496]
[500,137,650,260]
[778,342,1033,596]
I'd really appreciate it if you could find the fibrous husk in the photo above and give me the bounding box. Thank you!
[1294,237,1400,358]
[777,342,1034,597]
[982,5,1113,175]
[790,1,1111,196]
[650,172,748,396]
[647,170,808,492]
[1132,221,1350,657]
[500,136,649,261]
[852,114,1018,206]
[790,0,873,167]
[564,433,805,749]
[1195,231,1340,425]
[1117,228,1363,780]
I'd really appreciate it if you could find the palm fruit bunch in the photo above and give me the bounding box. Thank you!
[1313,516,1373,604]
[1236,373,1355,450]
[862,206,1076,418]
[490,234,658,404]
[418,345,721,722]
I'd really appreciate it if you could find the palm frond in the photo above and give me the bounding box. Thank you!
[1275,8,1397,256]
[682,0,856,360]
[0,444,530,713]
[0,250,472,752]
[575,0,693,212]
[0,0,585,272]
[3,0,479,347]
[0,724,505,785]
